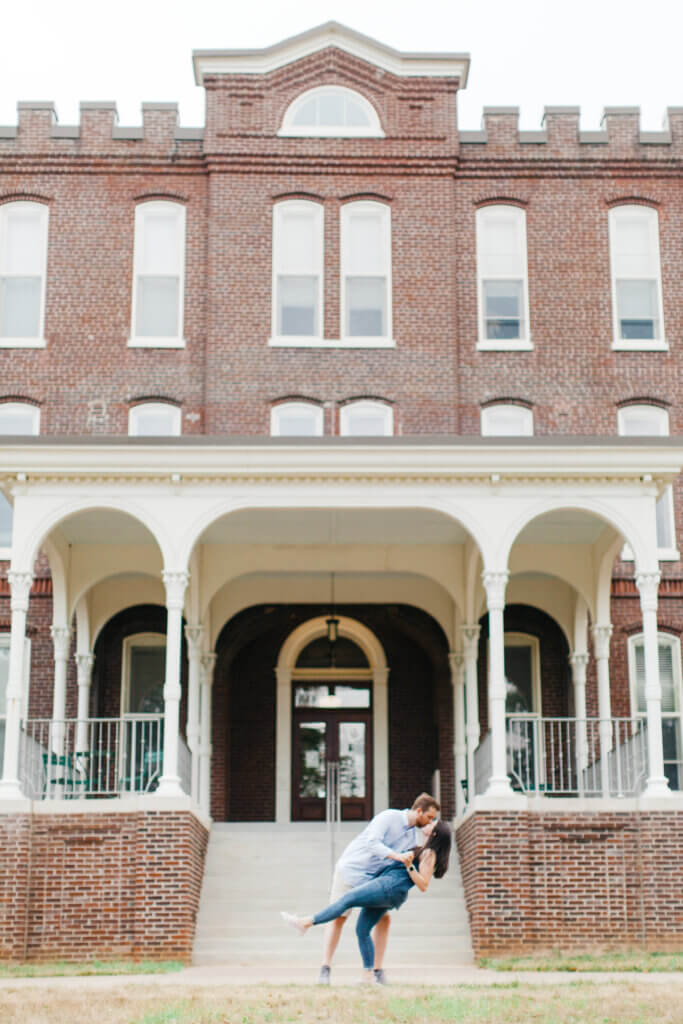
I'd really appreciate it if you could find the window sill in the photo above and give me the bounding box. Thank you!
[621,548,680,563]
[476,339,533,352]
[127,337,187,349]
[612,339,668,352]
[0,337,47,349]
[268,336,396,349]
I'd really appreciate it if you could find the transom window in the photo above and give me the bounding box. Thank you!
[340,400,393,437]
[280,87,383,138]
[0,402,40,551]
[130,201,186,348]
[341,202,392,341]
[128,402,181,437]
[481,403,533,437]
[272,201,323,340]
[0,201,49,347]
[618,404,677,558]
[476,205,530,350]
[609,205,665,350]
[628,632,682,790]
[271,401,323,437]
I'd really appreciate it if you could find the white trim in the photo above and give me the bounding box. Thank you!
[270,401,324,437]
[476,204,531,351]
[0,201,49,348]
[340,201,392,345]
[617,405,677,559]
[129,201,186,349]
[279,86,384,138]
[275,615,389,823]
[481,404,533,437]
[128,402,182,437]
[271,200,324,342]
[609,204,666,351]
[340,400,394,437]
[503,632,542,715]
[120,632,166,716]
[268,336,396,349]
[0,402,41,436]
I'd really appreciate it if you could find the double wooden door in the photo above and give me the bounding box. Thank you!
[292,707,372,821]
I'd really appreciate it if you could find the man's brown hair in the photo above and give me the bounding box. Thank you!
[411,792,440,813]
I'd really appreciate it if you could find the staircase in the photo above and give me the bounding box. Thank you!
[193,822,474,968]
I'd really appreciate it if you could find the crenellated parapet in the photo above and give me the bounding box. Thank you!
[459,105,683,161]
[0,100,204,158]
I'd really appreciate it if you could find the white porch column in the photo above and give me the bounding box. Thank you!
[569,652,589,789]
[50,625,72,756]
[184,624,203,805]
[482,570,512,796]
[592,623,613,796]
[372,665,389,813]
[461,624,481,801]
[74,652,95,753]
[199,652,216,816]
[449,652,466,818]
[0,571,32,798]
[275,665,291,823]
[636,571,670,796]
[157,569,189,797]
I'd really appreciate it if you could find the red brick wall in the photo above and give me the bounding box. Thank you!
[457,810,683,956]
[0,810,208,962]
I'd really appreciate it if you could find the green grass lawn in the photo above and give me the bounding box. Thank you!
[0,959,184,978]
[479,949,683,972]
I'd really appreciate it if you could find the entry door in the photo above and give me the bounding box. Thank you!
[292,709,372,821]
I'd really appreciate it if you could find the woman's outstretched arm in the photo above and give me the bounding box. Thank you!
[407,848,435,893]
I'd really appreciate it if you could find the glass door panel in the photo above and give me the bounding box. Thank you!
[339,721,366,798]
[298,721,327,798]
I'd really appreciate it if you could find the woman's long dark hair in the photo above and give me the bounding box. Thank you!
[414,820,452,879]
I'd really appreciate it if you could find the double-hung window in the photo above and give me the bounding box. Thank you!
[128,402,181,436]
[618,405,677,559]
[130,201,186,347]
[270,401,323,437]
[0,201,49,347]
[609,205,665,349]
[272,201,323,342]
[476,204,530,350]
[340,400,393,436]
[341,202,392,344]
[0,402,41,554]
[629,633,682,790]
[481,403,533,437]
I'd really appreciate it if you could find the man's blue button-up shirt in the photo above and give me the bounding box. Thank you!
[338,809,419,887]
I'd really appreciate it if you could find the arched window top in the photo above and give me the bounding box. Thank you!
[340,400,393,437]
[618,403,669,436]
[270,401,323,437]
[128,401,181,437]
[296,636,369,669]
[0,401,40,435]
[280,86,384,138]
[481,403,533,437]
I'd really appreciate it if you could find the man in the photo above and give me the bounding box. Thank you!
[317,792,440,986]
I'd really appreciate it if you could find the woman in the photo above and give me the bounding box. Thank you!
[281,819,452,980]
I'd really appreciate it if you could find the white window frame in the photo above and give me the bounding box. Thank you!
[0,201,49,349]
[609,204,666,351]
[476,204,531,351]
[627,632,682,787]
[269,200,324,346]
[129,201,186,349]
[339,400,393,437]
[128,402,182,437]
[0,402,40,558]
[618,404,678,561]
[279,86,384,138]
[121,632,166,716]
[340,201,393,348]
[481,403,533,437]
[270,401,324,437]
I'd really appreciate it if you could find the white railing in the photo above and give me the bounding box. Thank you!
[20,716,166,800]
[506,716,649,798]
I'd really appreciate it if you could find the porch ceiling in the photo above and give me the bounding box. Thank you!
[514,508,609,545]
[57,509,157,545]
[200,507,469,545]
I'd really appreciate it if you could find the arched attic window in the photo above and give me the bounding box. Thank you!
[128,401,181,436]
[279,87,384,138]
[481,403,533,436]
[340,400,393,436]
[270,401,323,437]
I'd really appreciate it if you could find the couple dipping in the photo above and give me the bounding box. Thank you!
[281,793,450,985]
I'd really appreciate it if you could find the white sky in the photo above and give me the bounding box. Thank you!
[1,0,681,130]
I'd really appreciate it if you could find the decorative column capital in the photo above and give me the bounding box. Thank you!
[448,651,465,685]
[184,624,204,653]
[74,652,95,684]
[569,651,589,672]
[50,625,72,660]
[7,571,33,611]
[482,570,509,611]
[460,624,481,660]
[591,624,613,660]
[636,571,661,613]
[162,570,190,610]
[200,653,217,685]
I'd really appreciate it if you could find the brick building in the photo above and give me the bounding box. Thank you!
[0,23,682,961]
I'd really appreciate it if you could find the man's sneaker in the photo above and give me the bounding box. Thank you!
[373,968,388,985]
[317,965,331,985]
[280,911,306,935]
